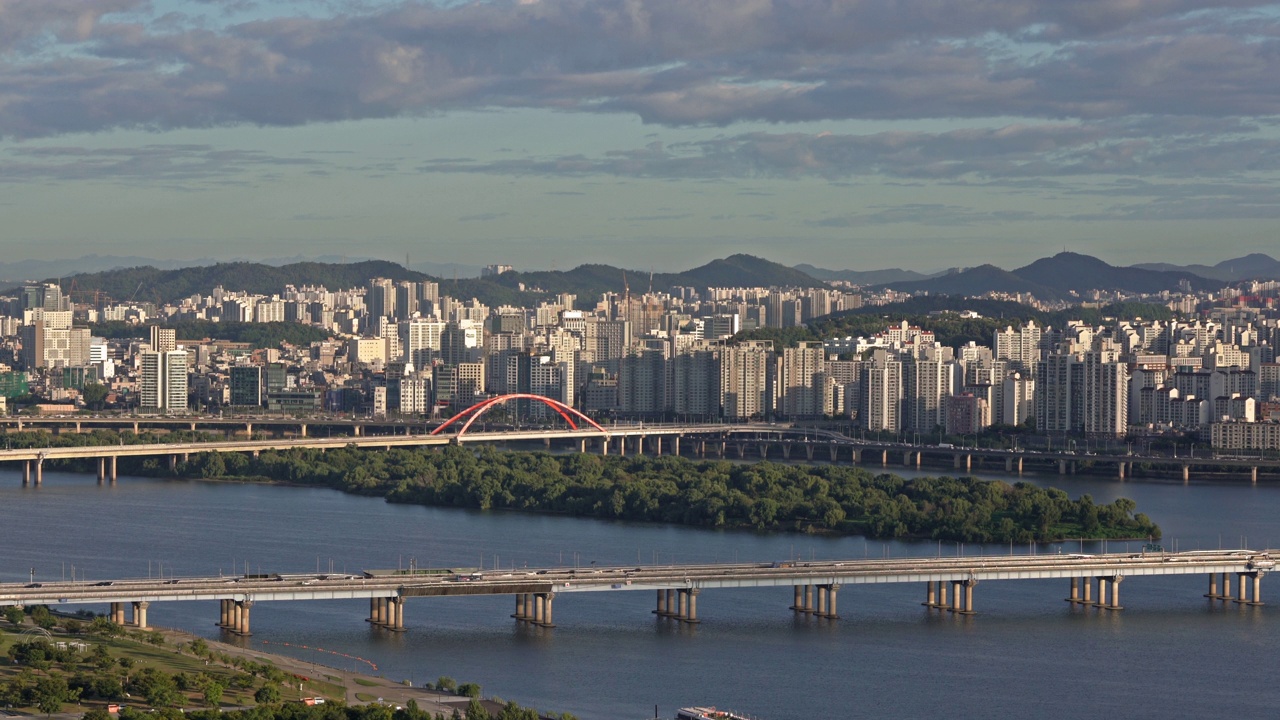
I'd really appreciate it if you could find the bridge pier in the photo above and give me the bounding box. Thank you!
[1229,573,1263,606]
[534,593,555,627]
[880,450,888,466]
[300,424,307,438]
[851,449,860,464]
[110,456,117,483]
[673,436,680,457]
[131,601,149,629]
[1095,576,1123,610]
[758,444,769,459]
[805,444,814,461]
[233,600,252,635]
[829,445,838,463]
[98,458,106,483]
[654,590,668,616]
[780,444,790,460]
[954,453,961,470]
[965,455,972,472]
[1252,466,1258,484]
[903,451,912,467]
[1066,577,1081,604]
[34,457,42,486]
[677,588,700,624]
[218,599,231,628]
[817,584,840,619]
[386,597,405,630]
[1082,577,1093,605]
[949,581,963,613]
[1117,462,1126,480]
[1059,460,1067,475]
[22,460,29,485]
[1182,465,1190,482]
[962,579,976,615]
[1206,573,1220,599]
[110,602,125,626]
[1006,457,1013,473]
[1222,572,1234,601]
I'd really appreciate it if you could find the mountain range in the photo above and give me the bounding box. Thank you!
[0,254,485,284]
[860,252,1214,301]
[1129,253,1280,283]
[8,251,1279,309]
[6,254,822,308]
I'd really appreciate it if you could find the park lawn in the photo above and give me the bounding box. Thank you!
[353,677,380,687]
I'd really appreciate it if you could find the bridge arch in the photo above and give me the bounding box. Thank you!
[430,394,608,438]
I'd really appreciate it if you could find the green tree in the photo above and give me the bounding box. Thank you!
[434,677,457,693]
[29,605,52,628]
[33,676,75,716]
[457,683,482,699]
[3,606,23,626]
[83,709,114,720]
[82,383,109,410]
[464,699,490,720]
[253,685,281,704]
[202,682,223,708]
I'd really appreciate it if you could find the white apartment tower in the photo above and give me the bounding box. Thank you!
[140,350,188,412]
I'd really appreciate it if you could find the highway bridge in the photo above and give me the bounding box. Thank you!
[1,550,1271,634]
[2,392,1278,484]
[3,420,1279,485]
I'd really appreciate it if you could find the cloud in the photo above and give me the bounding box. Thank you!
[416,120,1280,182]
[0,143,322,185]
[808,205,1043,228]
[458,211,507,221]
[1,0,1279,138]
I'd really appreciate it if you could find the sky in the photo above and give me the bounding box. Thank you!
[2,0,1280,273]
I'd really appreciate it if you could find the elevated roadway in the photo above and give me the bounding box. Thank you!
[1,550,1271,632]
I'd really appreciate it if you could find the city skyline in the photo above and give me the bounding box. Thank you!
[3,1,1279,270]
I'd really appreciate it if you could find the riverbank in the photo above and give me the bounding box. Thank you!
[0,613,554,719]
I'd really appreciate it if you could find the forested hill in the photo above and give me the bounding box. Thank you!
[15,255,825,307]
[739,297,1177,349]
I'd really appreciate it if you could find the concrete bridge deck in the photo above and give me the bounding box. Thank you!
[2,550,1271,632]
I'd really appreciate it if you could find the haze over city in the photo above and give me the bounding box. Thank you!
[2,0,1279,270]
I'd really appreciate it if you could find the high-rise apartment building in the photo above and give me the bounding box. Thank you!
[140,350,188,411]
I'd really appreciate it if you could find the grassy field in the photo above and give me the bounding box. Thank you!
[0,616,347,715]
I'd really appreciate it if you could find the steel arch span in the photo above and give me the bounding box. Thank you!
[430,394,609,438]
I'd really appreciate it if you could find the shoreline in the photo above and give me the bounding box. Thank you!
[39,613,489,716]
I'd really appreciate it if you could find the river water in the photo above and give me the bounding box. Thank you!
[3,465,1279,719]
